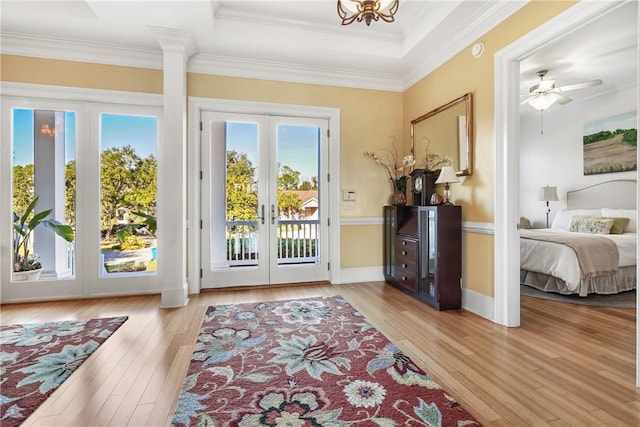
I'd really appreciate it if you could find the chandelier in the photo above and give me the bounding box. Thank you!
[337,0,399,26]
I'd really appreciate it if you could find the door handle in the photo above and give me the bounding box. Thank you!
[271,204,277,224]
[258,204,265,225]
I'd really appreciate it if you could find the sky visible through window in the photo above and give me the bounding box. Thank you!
[13,111,319,181]
[12,110,159,166]
[226,121,319,181]
[13,109,77,165]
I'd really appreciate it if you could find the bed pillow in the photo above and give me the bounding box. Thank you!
[601,209,637,232]
[603,217,630,234]
[551,209,601,230]
[568,215,615,234]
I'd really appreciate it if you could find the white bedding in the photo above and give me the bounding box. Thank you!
[520,229,637,292]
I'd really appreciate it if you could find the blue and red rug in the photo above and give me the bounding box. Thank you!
[0,316,128,427]
[172,296,480,426]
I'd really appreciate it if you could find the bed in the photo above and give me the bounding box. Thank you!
[520,179,637,296]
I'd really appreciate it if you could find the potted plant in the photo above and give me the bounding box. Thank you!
[13,196,74,281]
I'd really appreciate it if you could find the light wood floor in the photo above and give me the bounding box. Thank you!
[1,282,638,426]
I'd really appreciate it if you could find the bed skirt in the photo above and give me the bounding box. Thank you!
[520,265,636,296]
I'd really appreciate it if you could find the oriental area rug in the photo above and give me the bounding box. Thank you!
[171,296,480,426]
[0,316,128,427]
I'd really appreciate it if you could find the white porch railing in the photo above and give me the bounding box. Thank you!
[226,219,320,266]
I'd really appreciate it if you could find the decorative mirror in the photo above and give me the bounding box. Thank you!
[411,92,473,176]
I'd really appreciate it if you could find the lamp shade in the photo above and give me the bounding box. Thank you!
[435,166,459,184]
[538,185,558,202]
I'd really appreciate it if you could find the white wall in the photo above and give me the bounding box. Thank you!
[519,87,637,228]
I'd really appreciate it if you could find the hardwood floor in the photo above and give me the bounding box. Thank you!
[1,282,638,426]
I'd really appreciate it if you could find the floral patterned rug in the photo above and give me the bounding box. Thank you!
[0,316,128,427]
[172,296,480,426]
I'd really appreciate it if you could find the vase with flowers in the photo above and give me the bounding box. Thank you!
[364,137,415,206]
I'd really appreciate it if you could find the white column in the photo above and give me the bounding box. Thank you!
[34,110,71,278]
[152,28,195,308]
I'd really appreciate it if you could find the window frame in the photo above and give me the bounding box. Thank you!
[1,83,163,302]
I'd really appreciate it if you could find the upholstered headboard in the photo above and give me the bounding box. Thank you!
[567,179,637,210]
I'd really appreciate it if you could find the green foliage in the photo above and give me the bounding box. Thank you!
[119,235,148,251]
[277,190,302,219]
[299,177,318,190]
[623,128,637,146]
[583,128,637,145]
[226,150,258,221]
[132,211,157,236]
[100,145,157,236]
[12,164,34,217]
[65,160,76,228]
[277,238,317,258]
[13,196,74,272]
[277,165,301,190]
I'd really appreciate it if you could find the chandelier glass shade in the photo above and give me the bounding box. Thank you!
[527,92,559,110]
[337,0,399,26]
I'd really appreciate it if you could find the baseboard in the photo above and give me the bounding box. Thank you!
[160,284,189,308]
[338,266,385,284]
[462,288,494,322]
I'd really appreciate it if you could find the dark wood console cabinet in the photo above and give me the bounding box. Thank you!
[383,205,462,310]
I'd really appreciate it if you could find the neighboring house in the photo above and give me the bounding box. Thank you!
[280,190,318,220]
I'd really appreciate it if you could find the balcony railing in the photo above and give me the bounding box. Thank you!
[226,219,320,266]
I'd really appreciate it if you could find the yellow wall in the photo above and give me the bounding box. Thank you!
[0,0,579,290]
[1,55,163,93]
[403,0,577,295]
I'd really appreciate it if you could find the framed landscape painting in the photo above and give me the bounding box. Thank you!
[583,111,637,175]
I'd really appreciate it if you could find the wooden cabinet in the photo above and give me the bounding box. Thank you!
[383,205,462,310]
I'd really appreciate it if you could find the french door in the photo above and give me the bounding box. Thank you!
[201,111,329,288]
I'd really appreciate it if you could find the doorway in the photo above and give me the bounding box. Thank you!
[494,0,639,385]
[200,111,329,288]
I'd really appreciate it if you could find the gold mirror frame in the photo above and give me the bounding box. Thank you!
[410,92,473,176]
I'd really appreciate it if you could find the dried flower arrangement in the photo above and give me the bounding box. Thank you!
[364,137,415,192]
[421,137,453,171]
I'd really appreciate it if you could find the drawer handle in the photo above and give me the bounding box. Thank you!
[401,276,407,281]
[401,250,407,256]
[402,263,407,268]
[402,241,407,246]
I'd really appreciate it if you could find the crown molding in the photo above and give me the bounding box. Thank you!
[401,1,529,90]
[1,32,402,91]
[0,33,163,70]
[189,54,404,92]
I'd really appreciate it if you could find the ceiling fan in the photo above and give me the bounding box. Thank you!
[522,69,603,110]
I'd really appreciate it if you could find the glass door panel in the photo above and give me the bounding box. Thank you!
[225,122,260,267]
[11,108,76,282]
[201,113,328,288]
[99,113,158,277]
[269,118,328,284]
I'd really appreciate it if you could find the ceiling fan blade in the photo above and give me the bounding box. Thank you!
[555,79,603,92]
[555,94,572,105]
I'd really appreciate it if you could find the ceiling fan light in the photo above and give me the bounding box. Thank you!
[528,93,558,110]
[337,0,399,26]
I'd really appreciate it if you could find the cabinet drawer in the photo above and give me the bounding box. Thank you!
[395,267,418,292]
[395,237,417,261]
